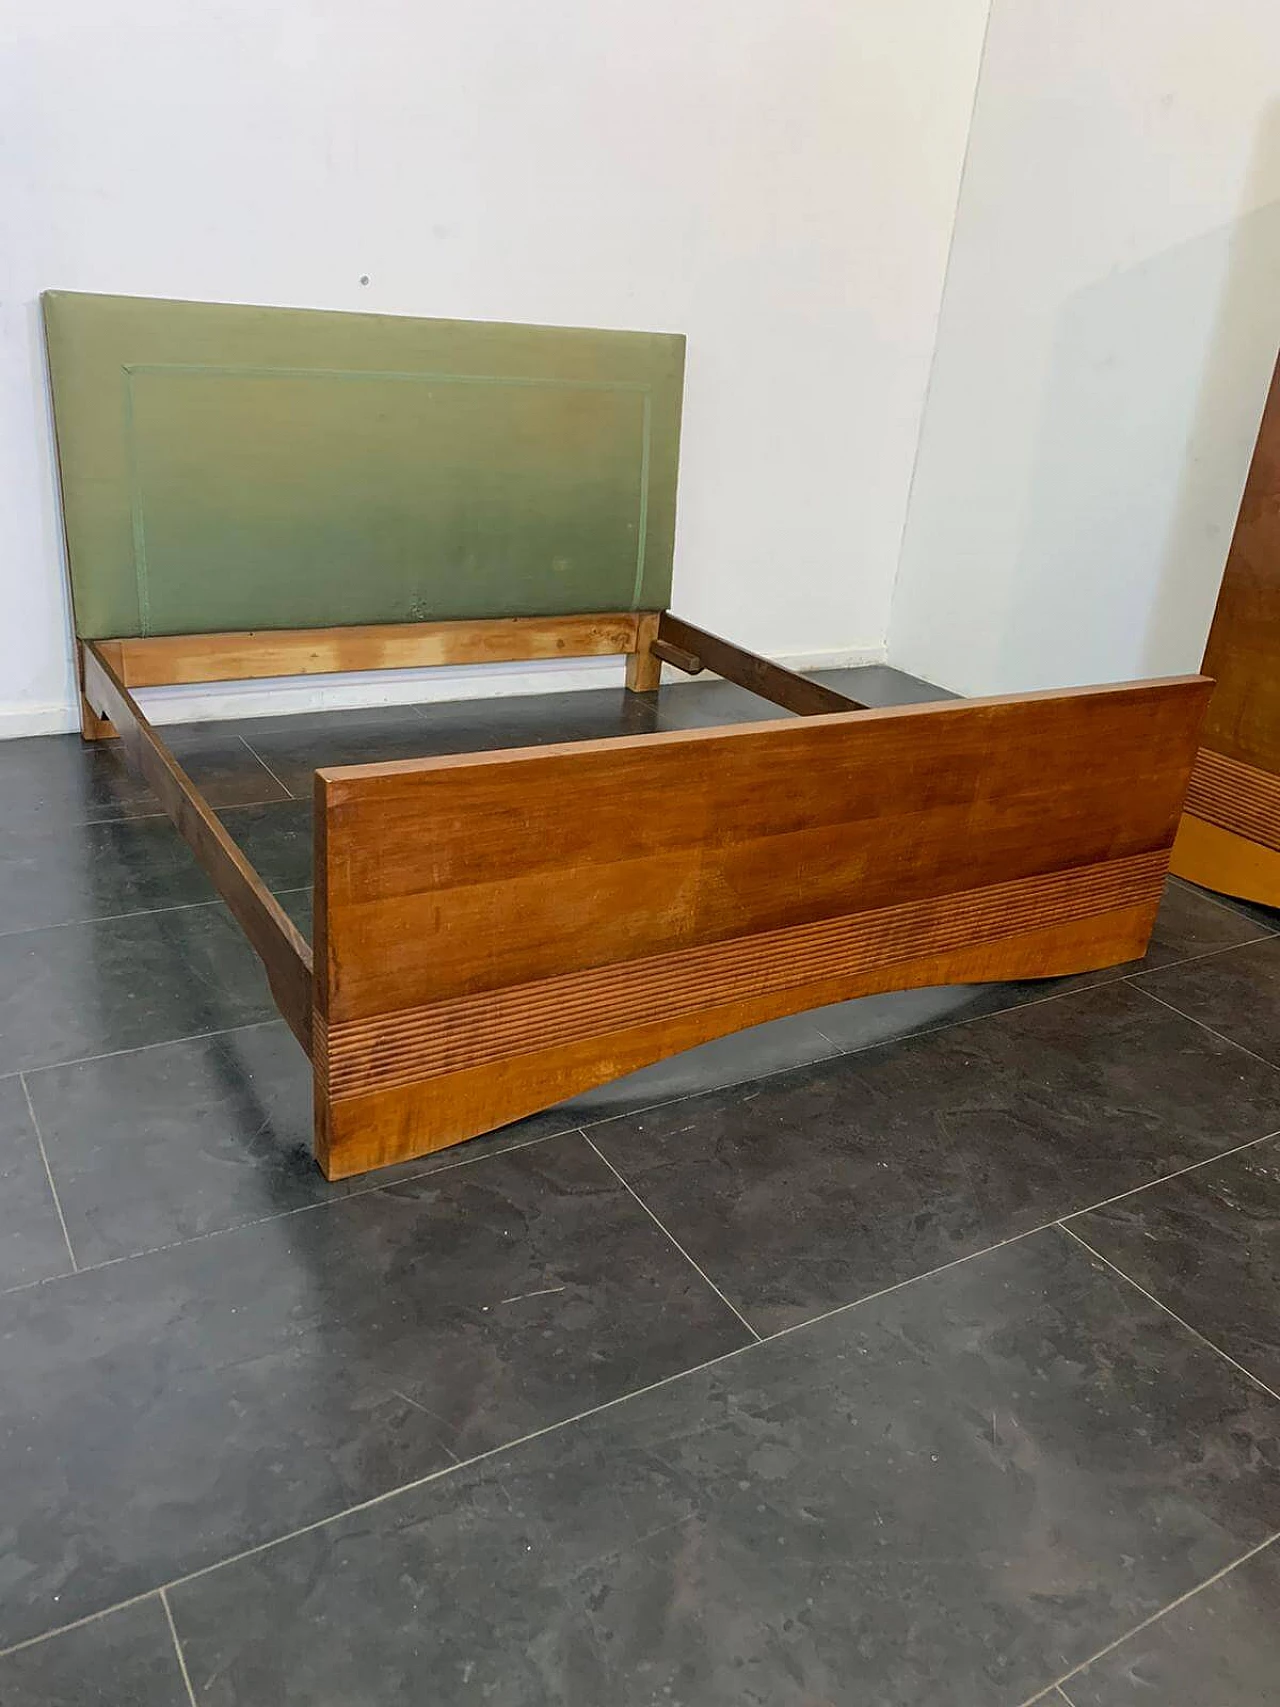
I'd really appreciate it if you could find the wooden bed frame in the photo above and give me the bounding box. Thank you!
[1170,350,1280,908]
[46,292,1212,1180]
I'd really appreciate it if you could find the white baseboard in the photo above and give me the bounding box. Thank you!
[0,642,888,741]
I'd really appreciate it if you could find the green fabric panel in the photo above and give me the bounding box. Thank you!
[43,292,684,639]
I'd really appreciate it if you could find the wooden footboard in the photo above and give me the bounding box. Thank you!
[312,676,1210,1179]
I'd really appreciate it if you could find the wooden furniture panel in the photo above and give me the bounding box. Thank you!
[1172,351,1280,905]
[313,676,1209,1178]
[110,612,646,689]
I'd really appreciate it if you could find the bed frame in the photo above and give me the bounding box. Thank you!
[45,291,1212,1180]
[1170,349,1280,909]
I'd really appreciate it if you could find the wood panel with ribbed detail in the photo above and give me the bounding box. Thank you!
[1173,349,1280,905]
[324,851,1166,1102]
[1183,750,1280,852]
[311,675,1209,1179]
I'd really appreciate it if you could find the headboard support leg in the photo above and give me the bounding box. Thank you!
[625,612,662,693]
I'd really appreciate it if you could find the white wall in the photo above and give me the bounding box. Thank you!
[0,0,988,734]
[890,0,1280,697]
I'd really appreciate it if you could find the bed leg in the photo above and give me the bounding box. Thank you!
[79,696,116,741]
[77,644,118,740]
[625,611,662,694]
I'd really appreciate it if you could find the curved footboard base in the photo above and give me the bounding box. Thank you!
[1170,751,1280,910]
[312,678,1208,1180]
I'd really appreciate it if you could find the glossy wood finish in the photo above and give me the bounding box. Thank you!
[658,612,866,715]
[1171,813,1280,910]
[1172,351,1280,903]
[113,612,646,689]
[81,642,313,1049]
[312,675,1209,1178]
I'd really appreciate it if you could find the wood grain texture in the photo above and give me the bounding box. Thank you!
[82,641,314,1049]
[115,612,643,688]
[1172,815,1280,909]
[1200,352,1280,773]
[1183,748,1280,853]
[313,674,1209,1178]
[325,852,1166,1100]
[316,905,1161,1179]
[658,613,866,716]
[624,611,661,693]
[1172,350,1280,901]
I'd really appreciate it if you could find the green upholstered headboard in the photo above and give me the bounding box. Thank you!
[43,292,685,640]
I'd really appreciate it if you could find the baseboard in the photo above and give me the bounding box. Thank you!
[0,702,83,739]
[0,643,888,739]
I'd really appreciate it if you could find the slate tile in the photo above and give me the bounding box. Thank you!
[1068,1134,1280,1394]
[26,1020,580,1265]
[166,1230,1280,1707]
[236,703,508,796]
[0,1074,71,1290]
[592,982,1280,1331]
[0,725,288,828]
[1133,934,1280,1067]
[0,814,213,936]
[0,1132,748,1646]
[0,904,279,1076]
[216,799,313,893]
[0,1596,189,1707]
[564,1013,837,1123]
[1064,1536,1280,1707]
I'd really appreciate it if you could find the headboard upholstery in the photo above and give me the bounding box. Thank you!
[43,292,685,640]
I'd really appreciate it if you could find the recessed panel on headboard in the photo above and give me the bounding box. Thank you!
[43,292,685,639]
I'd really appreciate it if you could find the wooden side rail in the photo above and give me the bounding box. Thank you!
[657,613,867,715]
[311,673,1210,1179]
[81,641,314,1049]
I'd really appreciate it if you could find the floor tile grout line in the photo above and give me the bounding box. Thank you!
[1050,1125,1280,1223]
[581,935,1273,1139]
[236,733,297,801]
[0,1219,1054,1663]
[0,1123,571,1301]
[5,1038,1278,1307]
[1130,926,1280,972]
[7,795,296,832]
[0,883,312,944]
[6,1017,288,1088]
[1057,1222,1280,1405]
[573,975,1123,1141]
[1167,873,1280,931]
[579,1130,762,1341]
[1125,980,1280,1075]
[1014,1527,1280,1707]
[18,1074,77,1273]
[159,1588,197,1707]
[10,1189,1275,1663]
[7,1205,1272,1674]
[0,1589,162,1665]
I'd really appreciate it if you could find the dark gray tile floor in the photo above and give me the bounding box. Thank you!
[0,666,1278,1705]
